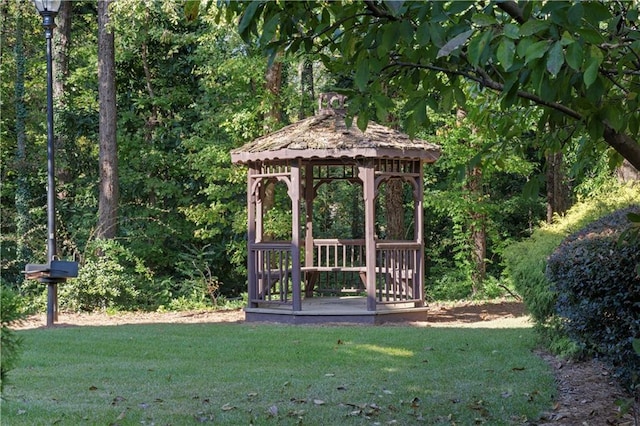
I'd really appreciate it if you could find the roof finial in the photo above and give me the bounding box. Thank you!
[318,92,346,114]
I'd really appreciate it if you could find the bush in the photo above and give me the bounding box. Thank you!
[59,240,153,312]
[1,286,27,393]
[503,182,640,354]
[546,207,640,392]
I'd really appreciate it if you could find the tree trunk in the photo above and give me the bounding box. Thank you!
[14,1,31,276]
[265,58,283,129]
[96,0,118,240]
[456,109,486,294]
[545,151,570,223]
[385,179,404,239]
[467,165,486,294]
[53,0,71,194]
[298,58,314,119]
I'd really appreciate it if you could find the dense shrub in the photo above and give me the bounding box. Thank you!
[1,286,27,393]
[58,240,153,312]
[546,207,640,392]
[503,183,640,354]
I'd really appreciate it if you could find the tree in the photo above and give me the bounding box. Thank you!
[96,0,118,239]
[223,1,640,171]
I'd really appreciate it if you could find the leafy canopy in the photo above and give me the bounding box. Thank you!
[219,1,640,169]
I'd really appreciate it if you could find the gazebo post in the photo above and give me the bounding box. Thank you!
[415,164,425,307]
[360,161,377,311]
[247,164,258,307]
[304,163,314,292]
[291,161,302,311]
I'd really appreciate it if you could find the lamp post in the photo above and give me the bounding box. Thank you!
[27,0,78,327]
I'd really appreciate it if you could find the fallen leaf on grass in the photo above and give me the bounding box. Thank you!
[267,405,279,417]
[111,396,126,406]
[221,403,236,411]
[247,392,258,398]
[89,385,98,391]
[324,373,335,377]
[290,397,307,404]
[511,366,525,371]
[313,399,325,405]
[287,409,306,417]
[382,389,393,395]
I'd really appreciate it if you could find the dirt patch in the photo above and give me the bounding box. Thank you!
[13,300,637,424]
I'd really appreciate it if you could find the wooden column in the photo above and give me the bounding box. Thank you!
[415,163,425,307]
[360,161,377,311]
[304,163,314,268]
[291,161,302,311]
[247,164,258,307]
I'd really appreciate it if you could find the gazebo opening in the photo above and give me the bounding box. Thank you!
[231,97,441,323]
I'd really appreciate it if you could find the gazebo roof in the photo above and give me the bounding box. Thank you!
[231,109,441,164]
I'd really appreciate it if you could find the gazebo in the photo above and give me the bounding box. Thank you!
[231,95,441,324]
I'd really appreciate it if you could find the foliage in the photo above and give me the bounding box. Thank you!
[547,207,640,393]
[503,181,640,354]
[2,324,554,424]
[423,104,545,299]
[222,0,640,170]
[58,239,153,312]
[0,285,27,393]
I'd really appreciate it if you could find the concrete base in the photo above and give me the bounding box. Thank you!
[244,296,429,325]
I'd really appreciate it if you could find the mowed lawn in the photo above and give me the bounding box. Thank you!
[2,323,555,425]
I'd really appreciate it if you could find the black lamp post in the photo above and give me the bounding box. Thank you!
[25,0,78,327]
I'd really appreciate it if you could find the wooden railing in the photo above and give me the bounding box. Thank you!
[249,239,423,306]
[249,242,293,304]
[375,241,422,303]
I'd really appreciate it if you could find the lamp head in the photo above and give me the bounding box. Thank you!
[33,0,62,14]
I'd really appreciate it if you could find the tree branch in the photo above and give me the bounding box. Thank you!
[496,1,525,24]
[391,60,583,121]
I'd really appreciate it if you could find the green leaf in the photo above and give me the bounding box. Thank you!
[468,31,492,66]
[567,3,584,26]
[472,13,497,27]
[633,338,640,356]
[238,1,263,38]
[497,38,515,71]
[503,23,519,39]
[354,60,370,92]
[519,20,549,36]
[583,57,600,88]
[437,29,473,58]
[184,0,200,21]
[524,40,549,64]
[605,105,624,132]
[416,22,430,46]
[565,41,583,70]
[546,41,564,76]
[356,111,369,132]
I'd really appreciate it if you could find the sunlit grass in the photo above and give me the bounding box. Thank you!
[2,323,555,425]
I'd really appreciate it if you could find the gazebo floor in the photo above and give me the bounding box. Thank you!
[244,296,429,325]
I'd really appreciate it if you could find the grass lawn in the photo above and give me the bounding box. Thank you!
[1,323,555,425]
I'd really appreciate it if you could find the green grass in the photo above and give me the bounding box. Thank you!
[2,323,555,425]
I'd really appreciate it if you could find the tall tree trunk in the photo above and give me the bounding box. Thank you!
[457,109,486,294]
[96,0,118,240]
[262,58,284,237]
[53,0,71,195]
[467,165,486,293]
[298,58,314,119]
[385,179,404,239]
[14,1,31,278]
[545,151,570,223]
[265,59,283,128]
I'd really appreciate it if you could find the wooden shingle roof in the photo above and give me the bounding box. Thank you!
[230,109,440,164]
